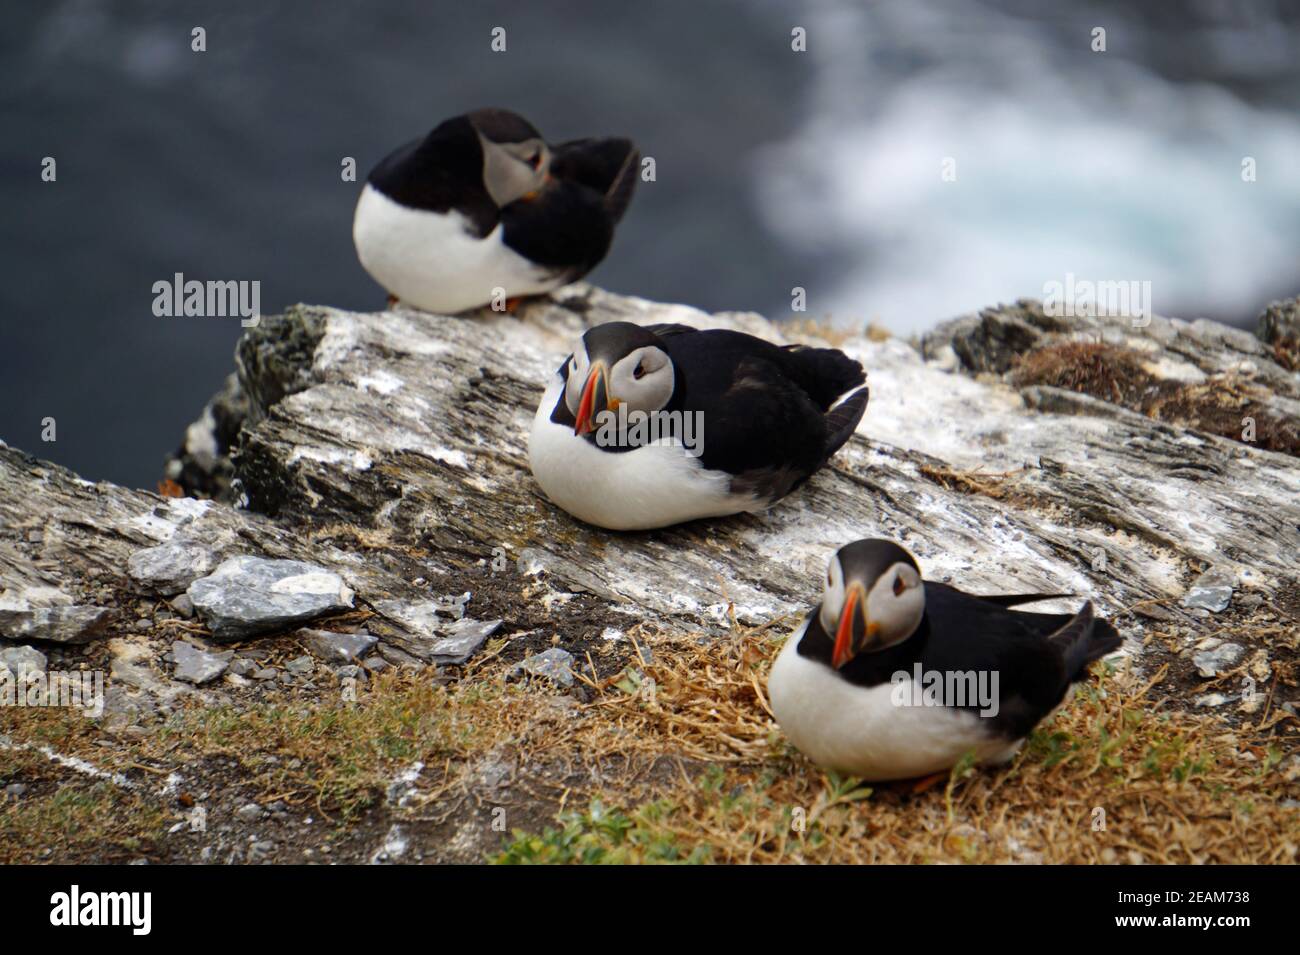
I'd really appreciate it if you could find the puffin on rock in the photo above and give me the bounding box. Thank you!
[528,321,869,530]
[768,539,1122,781]
[353,108,638,314]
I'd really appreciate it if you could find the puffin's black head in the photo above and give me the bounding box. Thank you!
[819,539,925,668]
[564,322,675,435]
[465,108,552,208]
[466,108,541,144]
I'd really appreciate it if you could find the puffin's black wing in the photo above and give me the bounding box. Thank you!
[1049,602,1122,681]
[550,137,640,223]
[661,330,867,502]
[641,323,699,340]
[975,592,1075,607]
[774,343,869,461]
[502,136,639,281]
[366,119,500,238]
[501,184,615,280]
[921,584,1120,739]
[823,582,1120,741]
[775,344,868,409]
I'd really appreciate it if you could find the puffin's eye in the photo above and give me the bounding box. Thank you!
[633,362,645,380]
[893,575,906,597]
[526,151,541,170]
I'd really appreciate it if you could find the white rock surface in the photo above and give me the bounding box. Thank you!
[3,285,1297,684]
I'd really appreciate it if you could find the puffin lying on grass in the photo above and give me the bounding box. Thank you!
[528,321,870,530]
[353,108,638,314]
[768,539,1122,781]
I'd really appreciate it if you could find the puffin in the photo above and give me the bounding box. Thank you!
[528,321,869,530]
[353,108,638,314]
[768,539,1122,781]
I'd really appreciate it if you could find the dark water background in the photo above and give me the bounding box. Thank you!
[2,0,1298,489]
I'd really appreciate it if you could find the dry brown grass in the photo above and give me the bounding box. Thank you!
[1011,342,1300,456]
[4,619,1297,864]
[916,463,1027,500]
[783,317,892,348]
[491,625,1299,863]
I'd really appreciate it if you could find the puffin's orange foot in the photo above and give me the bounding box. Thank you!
[386,294,399,309]
[907,772,949,795]
[503,296,524,314]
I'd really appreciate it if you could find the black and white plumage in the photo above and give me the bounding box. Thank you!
[768,539,1122,781]
[353,108,638,314]
[528,321,869,530]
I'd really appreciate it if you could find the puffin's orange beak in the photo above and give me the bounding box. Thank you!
[573,364,609,436]
[831,587,862,670]
[520,172,554,202]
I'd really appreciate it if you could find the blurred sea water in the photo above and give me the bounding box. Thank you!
[2,0,1297,486]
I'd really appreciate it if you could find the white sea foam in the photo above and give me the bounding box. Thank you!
[755,0,1300,332]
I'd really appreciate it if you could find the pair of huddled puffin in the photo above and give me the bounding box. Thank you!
[353,109,1121,782]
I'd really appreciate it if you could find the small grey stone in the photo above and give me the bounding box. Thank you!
[249,840,276,859]
[510,647,577,687]
[298,629,377,663]
[1181,567,1235,613]
[377,643,420,667]
[252,667,278,681]
[171,640,233,685]
[134,618,152,632]
[0,645,47,679]
[425,618,503,665]
[5,783,28,798]
[236,802,265,822]
[336,664,367,682]
[1238,593,1264,610]
[1194,692,1232,708]
[0,605,111,644]
[364,655,389,673]
[100,685,159,729]
[372,598,501,664]
[127,540,221,596]
[285,655,314,676]
[187,556,354,641]
[229,657,258,677]
[1193,643,1244,678]
[475,756,512,792]
[372,599,445,635]
[170,594,195,618]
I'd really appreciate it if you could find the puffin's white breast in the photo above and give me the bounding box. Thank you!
[527,374,761,531]
[352,183,562,314]
[767,621,1021,781]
